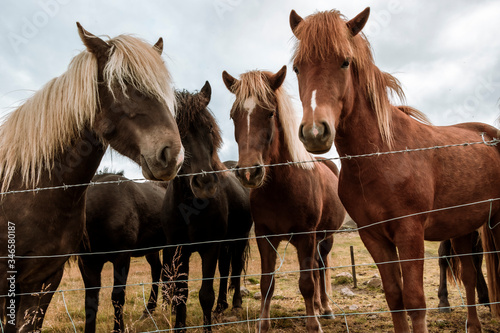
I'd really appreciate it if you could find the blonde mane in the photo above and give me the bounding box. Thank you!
[0,34,175,192]
[292,10,407,147]
[231,70,314,170]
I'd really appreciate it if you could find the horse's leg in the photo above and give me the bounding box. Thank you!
[79,259,105,333]
[312,256,322,316]
[451,235,481,333]
[199,245,219,332]
[296,234,322,333]
[16,268,64,333]
[229,238,248,310]
[359,230,410,332]
[394,227,428,333]
[215,245,230,314]
[111,256,131,333]
[437,240,451,312]
[256,236,280,333]
[173,248,190,331]
[317,235,334,319]
[472,232,489,306]
[140,252,162,320]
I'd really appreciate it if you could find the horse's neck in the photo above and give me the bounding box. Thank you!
[336,92,395,156]
[266,119,295,182]
[50,129,106,195]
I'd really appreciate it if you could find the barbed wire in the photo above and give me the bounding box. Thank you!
[2,137,500,332]
[3,248,498,331]
[4,195,499,260]
[4,247,500,299]
[0,137,497,196]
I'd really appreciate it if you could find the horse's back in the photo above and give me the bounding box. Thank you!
[84,174,166,254]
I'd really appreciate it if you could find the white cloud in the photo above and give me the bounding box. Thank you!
[1,0,499,178]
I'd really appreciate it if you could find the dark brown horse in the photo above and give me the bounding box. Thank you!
[0,24,183,332]
[78,172,168,333]
[161,82,252,332]
[222,67,346,332]
[290,7,500,332]
[437,233,489,312]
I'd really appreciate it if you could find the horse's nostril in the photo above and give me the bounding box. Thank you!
[320,121,330,138]
[158,146,170,167]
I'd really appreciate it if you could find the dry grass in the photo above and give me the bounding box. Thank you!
[42,232,498,332]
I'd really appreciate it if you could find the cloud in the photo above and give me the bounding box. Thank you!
[0,0,499,179]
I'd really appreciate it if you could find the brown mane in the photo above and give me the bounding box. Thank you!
[292,10,410,146]
[175,89,226,171]
[230,70,314,169]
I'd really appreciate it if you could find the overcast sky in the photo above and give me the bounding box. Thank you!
[1,0,500,179]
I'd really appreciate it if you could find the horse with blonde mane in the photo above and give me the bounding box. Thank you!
[290,7,500,333]
[0,24,183,332]
[223,67,345,333]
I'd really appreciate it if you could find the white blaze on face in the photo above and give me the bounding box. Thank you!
[310,90,319,137]
[243,97,256,149]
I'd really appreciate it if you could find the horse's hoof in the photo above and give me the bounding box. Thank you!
[321,311,335,320]
[438,307,451,313]
[214,302,229,314]
[231,306,243,315]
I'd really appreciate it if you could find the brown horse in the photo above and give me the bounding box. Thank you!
[290,7,500,333]
[222,67,346,332]
[0,24,183,332]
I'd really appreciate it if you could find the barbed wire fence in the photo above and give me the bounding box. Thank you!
[1,137,500,332]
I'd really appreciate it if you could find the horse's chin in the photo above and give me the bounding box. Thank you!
[236,176,264,189]
[140,155,179,181]
[192,185,218,199]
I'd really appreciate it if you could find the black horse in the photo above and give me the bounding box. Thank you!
[161,82,253,332]
[78,172,168,333]
[437,231,489,312]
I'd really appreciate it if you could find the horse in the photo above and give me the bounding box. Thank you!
[78,172,168,333]
[289,7,500,332]
[0,24,183,332]
[161,82,253,332]
[222,67,346,332]
[437,232,489,312]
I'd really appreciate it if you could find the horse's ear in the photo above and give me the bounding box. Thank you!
[199,81,211,106]
[76,22,110,55]
[153,37,163,55]
[269,65,287,91]
[222,71,238,93]
[346,7,370,36]
[290,10,303,38]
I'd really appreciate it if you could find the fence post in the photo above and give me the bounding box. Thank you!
[350,245,357,288]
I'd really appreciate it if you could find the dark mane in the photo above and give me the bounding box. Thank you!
[175,89,226,171]
[175,90,222,149]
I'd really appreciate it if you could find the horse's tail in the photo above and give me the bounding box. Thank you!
[446,245,462,285]
[481,223,500,317]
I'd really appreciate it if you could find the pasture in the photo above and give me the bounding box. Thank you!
[42,230,497,332]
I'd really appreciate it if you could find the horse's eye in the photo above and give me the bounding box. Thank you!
[341,59,351,69]
[293,66,299,75]
[269,110,276,118]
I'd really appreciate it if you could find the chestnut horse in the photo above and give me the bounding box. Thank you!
[290,7,500,333]
[222,67,346,332]
[0,24,183,332]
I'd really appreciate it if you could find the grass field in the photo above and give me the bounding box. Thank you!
[42,231,498,332]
